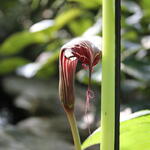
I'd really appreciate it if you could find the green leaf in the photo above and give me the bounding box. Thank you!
[0,31,50,55]
[69,18,93,36]
[55,8,81,28]
[141,0,150,16]
[68,0,102,9]
[0,57,29,75]
[36,50,59,78]
[120,112,150,150]
[82,110,150,150]
[0,8,81,56]
[82,128,101,150]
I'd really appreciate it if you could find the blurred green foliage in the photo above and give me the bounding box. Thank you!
[0,0,150,104]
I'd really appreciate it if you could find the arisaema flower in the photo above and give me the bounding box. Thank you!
[59,37,102,112]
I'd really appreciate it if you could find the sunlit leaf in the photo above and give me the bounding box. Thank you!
[29,20,54,32]
[120,113,150,150]
[69,18,92,36]
[55,8,81,28]
[0,31,50,55]
[82,110,150,150]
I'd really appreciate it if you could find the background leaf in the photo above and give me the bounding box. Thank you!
[68,0,102,9]
[0,57,29,74]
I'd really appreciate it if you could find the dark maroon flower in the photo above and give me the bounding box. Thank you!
[59,37,102,112]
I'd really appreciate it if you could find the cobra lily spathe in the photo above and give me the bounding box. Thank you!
[59,37,102,112]
[59,37,102,150]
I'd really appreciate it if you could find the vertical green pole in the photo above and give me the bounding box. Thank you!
[101,0,115,150]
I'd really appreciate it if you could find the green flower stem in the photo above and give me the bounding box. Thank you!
[66,111,81,150]
[101,0,115,150]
